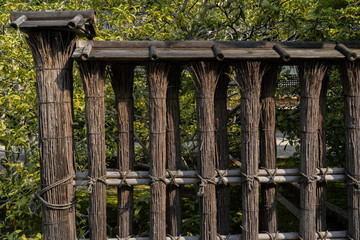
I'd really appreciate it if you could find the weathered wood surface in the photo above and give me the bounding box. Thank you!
[146,62,170,240]
[190,61,223,240]
[316,74,328,231]
[214,66,230,235]
[259,64,279,233]
[10,10,96,22]
[26,31,77,240]
[166,65,182,236]
[341,61,360,240]
[78,61,107,240]
[110,64,135,237]
[298,61,327,240]
[235,62,265,240]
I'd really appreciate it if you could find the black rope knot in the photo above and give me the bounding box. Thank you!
[317,167,329,184]
[197,174,216,196]
[261,168,277,185]
[29,174,76,214]
[316,230,329,240]
[167,169,180,187]
[345,171,360,193]
[119,171,131,188]
[299,172,317,192]
[265,231,279,240]
[149,174,167,186]
[240,172,259,191]
[87,175,107,193]
[216,169,228,185]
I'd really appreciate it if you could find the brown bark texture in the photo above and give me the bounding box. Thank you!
[298,61,327,240]
[146,62,170,240]
[26,31,77,240]
[110,64,135,237]
[235,61,266,240]
[342,61,360,240]
[259,64,279,233]
[166,65,183,236]
[214,66,230,235]
[190,61,223,240]
[316,74,328,231]
[78,61,107,240]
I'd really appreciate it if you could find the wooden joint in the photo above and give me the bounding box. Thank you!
[81,43,92,60]
[273,44,291,62]
[211,44,224,61]
[9,15,27,29]
[149,45,159,61]
[68,14,84,29]
[335,43,357,61]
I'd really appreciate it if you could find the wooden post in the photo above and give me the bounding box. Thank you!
[341,61,360,240]
[235,61,265,240]
[215,66,230,235]
[110,64,135,237]
[190,61,222,240]
[298,61,327,240]
[259,64,279,233]
[166,65,183,236]
[78,61,107,240]
[316,74,328,231]
[26,31,77,240]
[146,62,170,240]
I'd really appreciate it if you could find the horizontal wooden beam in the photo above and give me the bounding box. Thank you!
[9,11,96,38]
[73,40,360,62]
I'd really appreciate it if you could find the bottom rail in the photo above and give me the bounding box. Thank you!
[79,230,347,240]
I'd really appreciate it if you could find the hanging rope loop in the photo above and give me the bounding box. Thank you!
[29,174,76,214]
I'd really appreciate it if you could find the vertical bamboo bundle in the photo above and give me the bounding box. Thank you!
[298,61,327,240]
[235,61,265,240]
[78,61,107,240]
[146,62,170,240]
[341,61,360,240]
[166,65,183,236]
[26,31,77,240]
[190,61,223,240]
[259,64,279,233]
[110,64,135,237]
[215,66,230,235]
[316,74,328,231]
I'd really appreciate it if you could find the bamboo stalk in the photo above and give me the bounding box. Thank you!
[78,61,107,240]
[260,64,279,233]
[26,31,77,240]
[166,65,182,235]
[298,61,328,240]
[75,167,346,179]
[235,61,266,240]
[341,61,360,240]
[146,62,170,240]
[110,64,135,237]
[190,61,223,240]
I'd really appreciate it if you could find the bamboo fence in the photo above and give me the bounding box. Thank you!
[10,10,360,240]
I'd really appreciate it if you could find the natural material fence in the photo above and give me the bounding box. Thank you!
[9,10,360,240]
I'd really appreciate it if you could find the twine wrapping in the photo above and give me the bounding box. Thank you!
[216,169,229,185]
[149,174,167,185]
[317,167,329,183]
[298,172,317,192]
[119,171,131,188]
[167,169,180,187]
[197,174,217,196]
[87,175,107,193]
[345,171,360,193]
[240,172,259,191]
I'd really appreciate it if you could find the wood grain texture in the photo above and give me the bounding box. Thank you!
[235,61,265,240]
[215,66,230,235]
[110,64,135,237]
[78,61,107,240]
[190,61,223,240]
[146,62,170,240]
[26,31,77,240]
[341,61,360,240]
[316,74,328,231]
[259,64,279,233]
[298,61,327,240]
[166,65,183,236]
